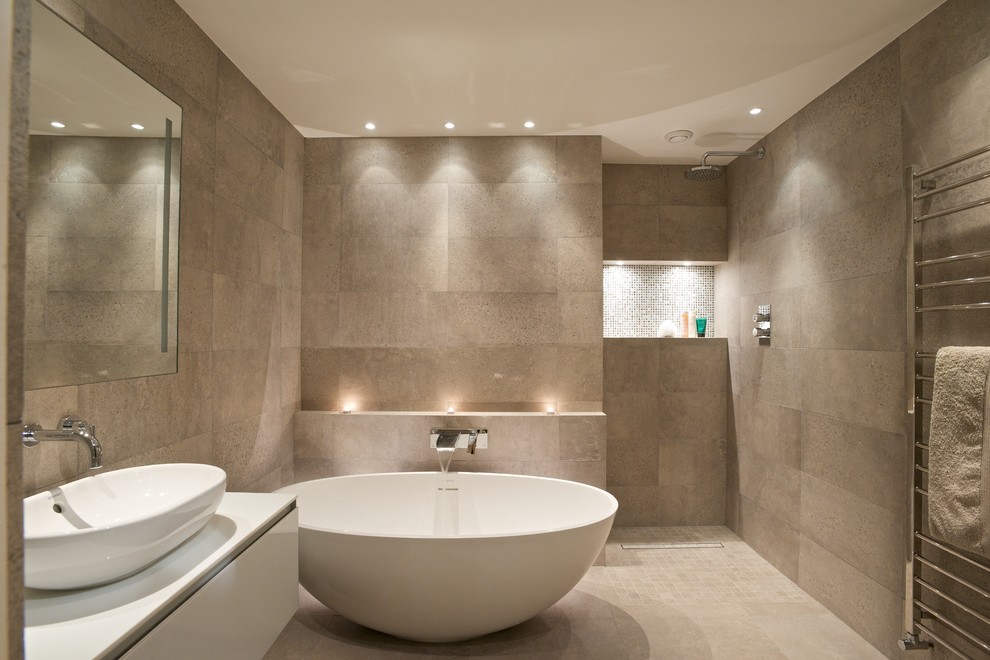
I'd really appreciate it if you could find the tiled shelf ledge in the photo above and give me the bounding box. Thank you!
[319,411,600,416]
[292,410,606,489]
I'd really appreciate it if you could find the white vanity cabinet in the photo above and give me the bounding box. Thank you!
[26,493,298,659]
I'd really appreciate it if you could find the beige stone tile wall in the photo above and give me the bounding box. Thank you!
[603,164,727,262]
[18,0,304,498]
[300,135,603,413]
[292,411,605,490]
[604,338,728,527]
[718,0,990,655]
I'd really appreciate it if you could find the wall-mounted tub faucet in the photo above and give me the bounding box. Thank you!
[22,416,103,469]
[430,428,488,454]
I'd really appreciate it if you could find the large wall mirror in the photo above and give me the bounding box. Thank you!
[26,1,182,389]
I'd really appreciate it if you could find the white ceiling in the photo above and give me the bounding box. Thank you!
[175,0,945,164]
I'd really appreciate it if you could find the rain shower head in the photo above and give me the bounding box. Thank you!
[684,165,722,182]
[685,147,766,181]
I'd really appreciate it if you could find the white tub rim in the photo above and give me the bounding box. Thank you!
[277,471,618,541]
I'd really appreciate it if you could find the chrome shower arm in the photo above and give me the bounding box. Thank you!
[699,147,766,166]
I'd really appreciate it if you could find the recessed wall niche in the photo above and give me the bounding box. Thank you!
[603,264,715,338]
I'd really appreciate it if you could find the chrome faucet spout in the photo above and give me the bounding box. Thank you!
[430,428,488,455]
[22,416,103,469]
[434,431,460,450]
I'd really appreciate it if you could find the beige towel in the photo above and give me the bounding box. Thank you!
[929,346,990,558]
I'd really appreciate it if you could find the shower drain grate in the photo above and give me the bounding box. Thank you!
[620,542,724,550]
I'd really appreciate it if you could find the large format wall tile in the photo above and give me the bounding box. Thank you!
[341,137,448,185]
[798,271,905,352]
[800,473,903,592]
[798,44,900,157]
[731,396,801,469]
[732,122,800,244]
[798,536,904,658]
[448,237,558,292]
[899,0,990,98]
[657,206,727,262]
[604,339,659,393]
[798,114,902,227]
[798,192,903,287]
[739,228,802,296]
[445,293,559,346]
[448,136,556,184]
[736,495,800,581]
[799,349,904,434]
[603,205,659,260]
[337,292,447,347]
[217,55,285,166]
[215,123,284,227]
[800,412,904,515]
[444,346,558,406]
[556,137,603,185]
[341,183,447,238]
[603,164,658,205]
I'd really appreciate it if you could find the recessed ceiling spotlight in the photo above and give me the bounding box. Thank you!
[749,107,763,115]
[364,122,376,130]
[444,121,456,130]
[50,121,65,129]
[131,123,145,130]
[664,130,693,144]
[523,120,535,129]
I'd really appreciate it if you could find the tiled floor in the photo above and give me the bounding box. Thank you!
[265,526,885,659]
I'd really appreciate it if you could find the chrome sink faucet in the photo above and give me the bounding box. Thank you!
[22,416,103,469]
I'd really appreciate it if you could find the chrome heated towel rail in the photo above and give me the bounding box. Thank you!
[903,143,990,659]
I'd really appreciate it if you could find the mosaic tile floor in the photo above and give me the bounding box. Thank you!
[265,526,885,659]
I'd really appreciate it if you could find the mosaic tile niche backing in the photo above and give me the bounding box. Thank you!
[603,265,715,338]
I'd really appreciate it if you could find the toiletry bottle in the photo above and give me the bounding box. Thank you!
[689,311,697,338]
[680,311,689,338]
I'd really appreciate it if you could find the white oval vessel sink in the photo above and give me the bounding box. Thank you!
[24,463,226,590]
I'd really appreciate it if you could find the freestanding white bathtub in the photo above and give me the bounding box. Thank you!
[278,471,617,642]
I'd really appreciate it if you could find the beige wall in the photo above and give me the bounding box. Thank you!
[604,338,728,527]
[717,0,990,656]
[603,164,727,262]
[300,136,603,414]
[19,0,303,497]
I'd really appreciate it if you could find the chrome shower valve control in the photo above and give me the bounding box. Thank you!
[753,304,771,345]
